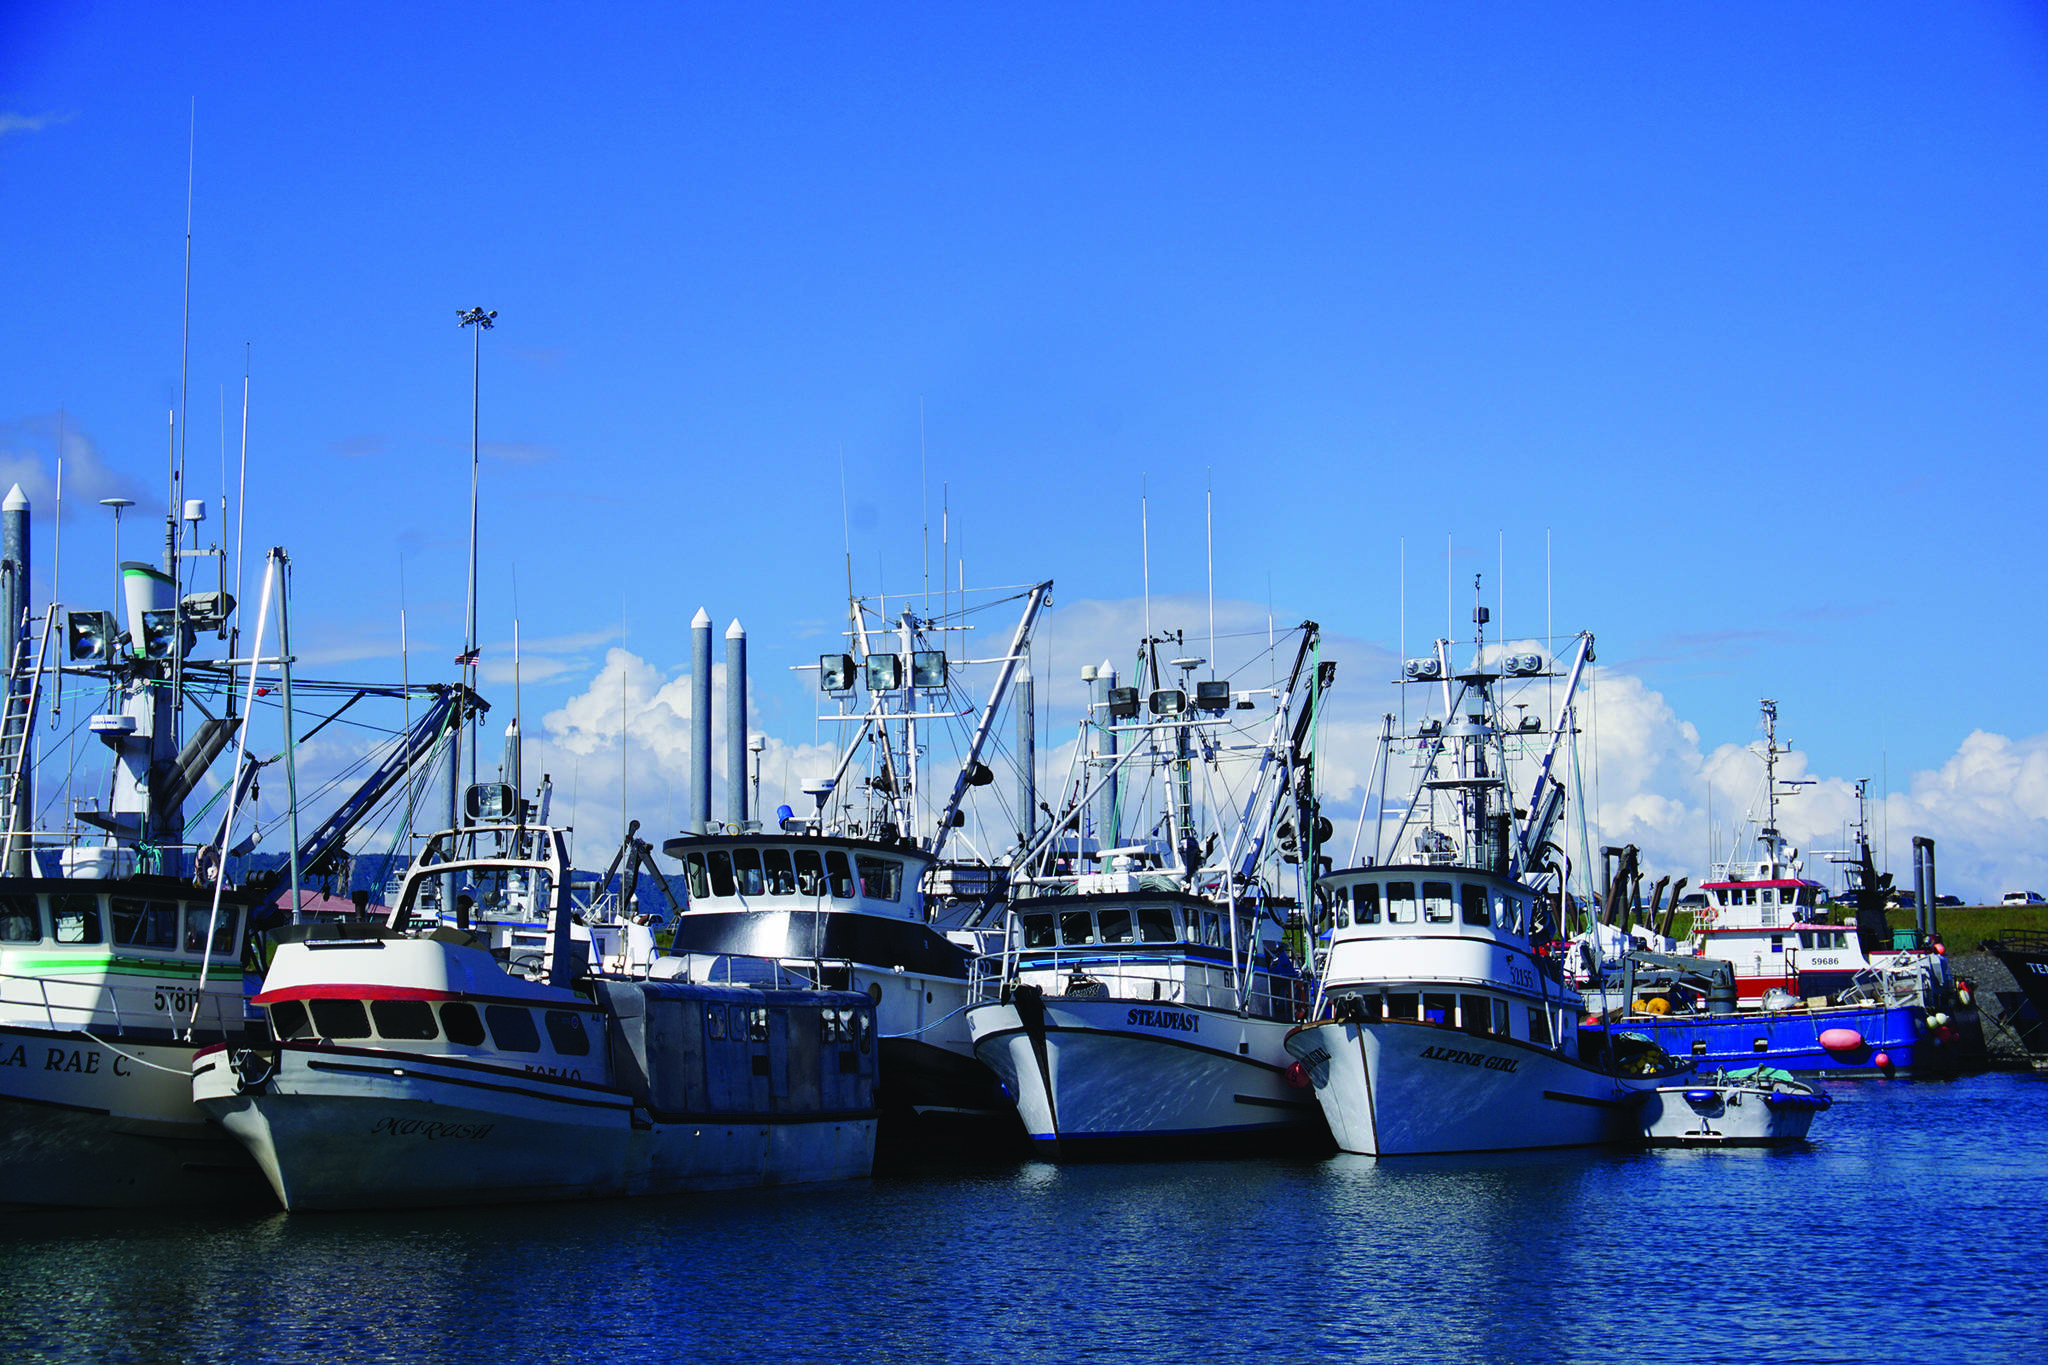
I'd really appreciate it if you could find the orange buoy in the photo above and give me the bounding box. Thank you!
[1874,1051,1893,1069]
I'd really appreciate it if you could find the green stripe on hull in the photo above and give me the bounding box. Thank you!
[5,954,225,980]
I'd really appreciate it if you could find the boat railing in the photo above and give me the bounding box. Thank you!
[0,966,243,1039]
[1834,965,1924,1009]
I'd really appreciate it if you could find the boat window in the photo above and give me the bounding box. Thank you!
[181,904,236,955]
[0,893,38,942]
[1422,992,1455,1025]
[682,852,710,900]
[1492,999,1512,1035]
[545,1011,591,1056]
[50,894,102,944]
[1770,935,1783,954]
[1354,884,1380,925]
[309,998,373,1040]
[856,855,902,902]
[266,999,312,1040]
[439,1001,487,1046]
[1203,912,1224,948]
[1461,994,1493,1036]
[707,851,737,898]
[1335,905,1350,930]
[1136,906,1176,942]
[1098,908,1135,944]
[1761,888,1775,905]
[733,849,766,897]
[112,898,179,949]
[1060,911,1097,945]
[1385,993,1419,1021]
[1745,888,1757,905]
[1461,885,1489,927]
[1798,931,1812,950]
[1527,1008,1553,1046]
[1386,882,1417,924]
[748,1007,770,1042]
[1327,885,1349,915]
[794,849,826,895]
[1495,895,1521,935]
[729,1004,752,1039]
[1423,883,1453,924]
[485,1005,541,1053]
[707,1005,727,1040]
[370,1000,439,1040]
[1021,914,1056,949]
[826,851,856,899]
[762,848,796,895]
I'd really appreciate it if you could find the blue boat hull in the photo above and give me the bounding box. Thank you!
[1587,1002,1976,1075]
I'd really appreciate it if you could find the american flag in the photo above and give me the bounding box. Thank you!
[455,648,481,666]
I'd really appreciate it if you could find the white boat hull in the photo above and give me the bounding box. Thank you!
[1286,1018,1646,1156]
[968,995,1323,1155]
[195,1044,876,1211]
[1,1023,264,1207]
[1638,1083,1824,1146]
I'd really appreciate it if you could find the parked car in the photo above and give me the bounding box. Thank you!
[1675,892,1708,910]
[1935,894,1963,908]
[1893,891,1917,910]
[2003,890,2046,905]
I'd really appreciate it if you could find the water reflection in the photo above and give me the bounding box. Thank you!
[5,1077,2048,1363]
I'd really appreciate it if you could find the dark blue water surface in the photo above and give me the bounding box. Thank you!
[5,1072,2045,1364]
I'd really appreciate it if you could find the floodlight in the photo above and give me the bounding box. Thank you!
[66,610,118,662]
[864,654,903,691]
[819,653,856,693]
[911,651,948,689]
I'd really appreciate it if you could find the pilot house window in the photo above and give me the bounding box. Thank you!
[1461,885,1489,927]
[855,856,902,902]
[826,852,856,899]
[1353,884,1380,925]
[794,849,825,895]
[733,849,766,897]
[51,895,102,944]
[1386,882,1417,924]
[707,851,737,898]
[0,894,38,942]
[1423,883,1454,924]
[763,848,796,895]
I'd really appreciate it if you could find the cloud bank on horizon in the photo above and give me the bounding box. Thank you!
[506,595,2048,903]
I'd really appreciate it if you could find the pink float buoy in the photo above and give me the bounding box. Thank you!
[1874,1051,1893,1069]
[1818,1027,1864,1052]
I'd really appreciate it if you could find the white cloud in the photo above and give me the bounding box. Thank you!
[0,413,145,517]
[0,112,73,137]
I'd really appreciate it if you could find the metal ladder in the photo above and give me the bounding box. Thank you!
[0,606,57,872]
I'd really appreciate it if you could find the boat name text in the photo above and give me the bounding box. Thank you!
[1418,1044,1519,1073]
[369,1117,496,1141]
[1,1045,131,1076]
[1126,1008,1199,1033]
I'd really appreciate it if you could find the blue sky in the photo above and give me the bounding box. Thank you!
[5,4,2048,893]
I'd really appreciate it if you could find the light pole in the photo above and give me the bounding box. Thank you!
[456,306,496,790]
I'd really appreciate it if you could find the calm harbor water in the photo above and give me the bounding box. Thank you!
[4,1072,2045,1364]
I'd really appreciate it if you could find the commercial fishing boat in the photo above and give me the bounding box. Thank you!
[663,583,1049,1152]
[1286,613,1673,1155]
[195,795,879,1210]
[1580,703,1979,1074]
[964,623,1331,1158]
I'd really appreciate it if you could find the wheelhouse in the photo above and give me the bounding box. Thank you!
[663,835,936,924]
